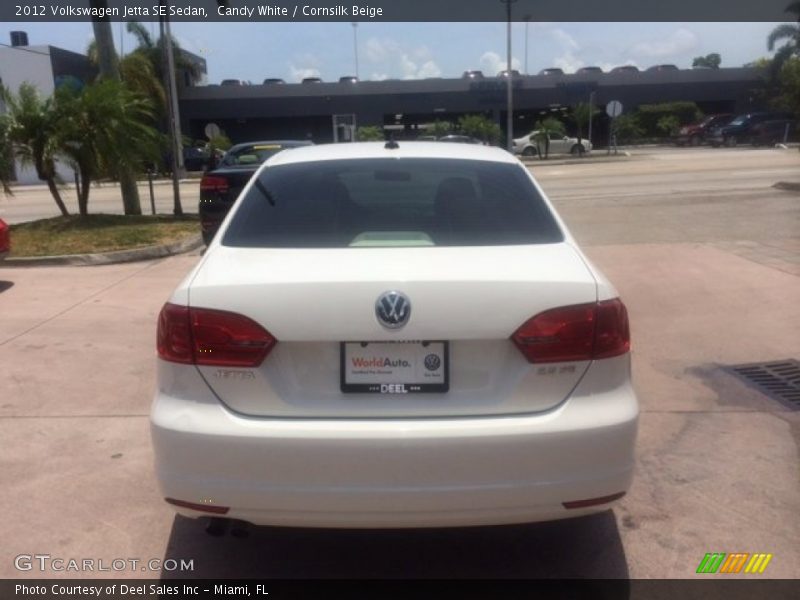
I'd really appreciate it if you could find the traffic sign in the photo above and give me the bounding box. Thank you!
[606,100,623,118]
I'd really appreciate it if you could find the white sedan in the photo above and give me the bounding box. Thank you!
[151,142,637,529]
[513,131,593,157]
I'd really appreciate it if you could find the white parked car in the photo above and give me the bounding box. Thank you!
[152,142,637,529]
[513,130,593,157]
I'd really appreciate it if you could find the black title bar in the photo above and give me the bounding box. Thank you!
[2,0,796,22]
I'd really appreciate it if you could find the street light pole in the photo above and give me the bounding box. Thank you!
[523,14,531,75]
[352,23,359,79]
[500,0,517,152]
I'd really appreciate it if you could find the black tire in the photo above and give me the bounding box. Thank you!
[570,144,585,156]
[521,146,537,157]
[724,135,737,147]
[690,135,701,147]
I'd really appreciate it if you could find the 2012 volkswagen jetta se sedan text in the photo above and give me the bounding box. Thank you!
[151,141,638,528]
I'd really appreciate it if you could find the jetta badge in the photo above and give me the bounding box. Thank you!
[375,291,411,329]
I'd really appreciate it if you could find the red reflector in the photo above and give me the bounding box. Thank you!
[165,497,230,515]
[200,219,219,232]
[563,491,626,509]
[200,175,229,193]
[157,303,277,367]
[511,298,630,364]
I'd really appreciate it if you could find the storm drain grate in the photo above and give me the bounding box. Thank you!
[728,359,800,409]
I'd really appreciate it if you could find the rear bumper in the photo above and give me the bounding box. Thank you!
[151,358,638,528]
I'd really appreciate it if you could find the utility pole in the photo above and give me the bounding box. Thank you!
[523,15,531,75]
[587,90,596,146]
[352,23,359,79]
[500,0,517,152]
[160,0,184,215]
[90,0,142,215]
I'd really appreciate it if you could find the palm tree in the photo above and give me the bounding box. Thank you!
[0,83,70,215]
[87,31,167,116]
[57,80,161,216]
[768,2,800,73]
[532,117,566,160]
[571,102,600,146]
[125,22,201,88]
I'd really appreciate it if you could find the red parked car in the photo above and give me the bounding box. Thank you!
[0,218,10,259]
[675,114,734,146]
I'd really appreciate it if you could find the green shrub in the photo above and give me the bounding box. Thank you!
[356,126,385,141]
[636,102,703,137]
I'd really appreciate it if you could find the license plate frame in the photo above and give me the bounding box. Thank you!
[340,341,449,394]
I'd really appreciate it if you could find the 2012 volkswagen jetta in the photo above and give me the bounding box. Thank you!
[151,141,638,528]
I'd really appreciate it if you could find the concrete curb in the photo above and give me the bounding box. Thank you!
[2,235,203,267]
[772,181,800,192]
[522,152,632,167]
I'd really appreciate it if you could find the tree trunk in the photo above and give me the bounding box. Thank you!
[77,168,90,216]
[161,15,184,216]
[119,170,142,215]
[91,3,142,215]
[46,178,70,217]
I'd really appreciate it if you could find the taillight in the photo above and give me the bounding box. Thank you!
[593,298,630,358]
[157,304,193,364]
[0,219,9,252]
[157,303,276,367]
[200,175,229,193]
[191,307,276,367]
[512,298,629,363]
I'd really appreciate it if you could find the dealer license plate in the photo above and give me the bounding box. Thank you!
[340,341,449,393]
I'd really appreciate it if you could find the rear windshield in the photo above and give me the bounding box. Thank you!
[222,158,563,248]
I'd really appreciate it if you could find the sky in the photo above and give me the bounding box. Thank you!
[0,21,784,83]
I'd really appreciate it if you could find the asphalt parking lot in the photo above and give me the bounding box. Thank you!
[0,147,798,579]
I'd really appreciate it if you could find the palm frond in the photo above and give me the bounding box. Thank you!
[126,21,153,49]
[767,23,800,51]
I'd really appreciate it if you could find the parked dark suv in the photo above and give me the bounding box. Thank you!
[199,140,313,244]
[675,114,733,146]
[707,112,793,147]
[750,119,794,146]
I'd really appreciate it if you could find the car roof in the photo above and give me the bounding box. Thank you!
[266,141,519,167]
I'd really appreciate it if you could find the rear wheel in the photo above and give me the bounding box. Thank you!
[522,146,537,157]
[570,144,585,157]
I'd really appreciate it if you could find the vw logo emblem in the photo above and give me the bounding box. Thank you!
[375,291,411,329]
[424,354,441,371]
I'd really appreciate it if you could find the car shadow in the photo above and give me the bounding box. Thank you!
[0,281,14,294]
[160,510,629,579]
